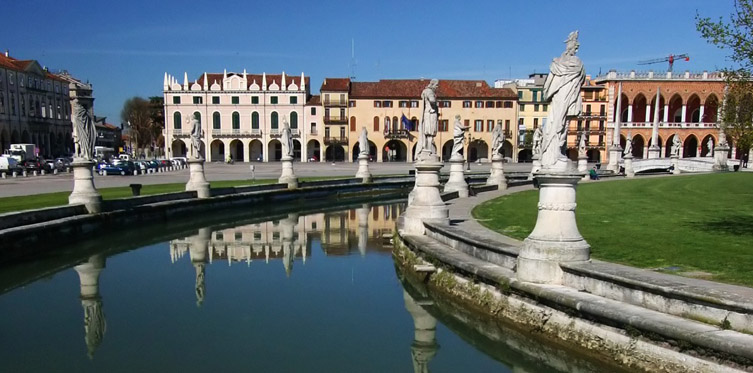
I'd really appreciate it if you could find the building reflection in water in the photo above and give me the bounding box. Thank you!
[403,289,439,373]
[73,254,106,359]
[168,203,405,304]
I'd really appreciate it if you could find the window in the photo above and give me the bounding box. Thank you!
[340,127,346,138]
[350,116,356,132]
[373,116,379,132]
[486,101,494,108]
[411,101,419,108]
[542,104,548,111]
[212,96,220,104]
[383,100,393,107]
[399,101,408,108]
[290,96,298,104]
[324,93,330,103]
[173,96,180,104]
[586,104,591,115]
[505,120,510,132]
[290,112,298,128]
[252,112,260,129]
[216,232,223,241]
[600,105,605,116]
[374,100,381,108]
[475,101,483,108]
[349,100,356,107]
[474,120,483,132]
[310,122,317,135]
[271,112,279,128]
[173,112,182,129]
[487,120,494,132]
[213,112,221,130]
[270,96,278,104]
[585,120,591,131]
[534,104,540,112]
[231,96,239,104]
[463,101,471,108]
[520,104,525,111]
[234,232,242,242]
[577,120,582,131]
[310,107,316,115]
[518,91,523,99]
[439,120,449,132]
[193,96,203,104]
[533,91,539,102]
[232,112,240,130]
[518,118,524,126]
[503,101,513,108]
[599,120,604,130]
[252,96,259,104]
[439,100,451,108]
[254,232,261,241]
[384,117,391,131]
[339,94,345,103]
[533,118,539,129]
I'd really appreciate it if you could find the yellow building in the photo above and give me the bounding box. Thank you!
[566,76,608,162]
[497,73,548,162]
[318,78,518,163]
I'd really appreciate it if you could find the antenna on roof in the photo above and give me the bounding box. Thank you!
[349,38,357,81]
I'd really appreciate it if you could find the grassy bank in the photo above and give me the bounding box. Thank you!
[472,173,753,286]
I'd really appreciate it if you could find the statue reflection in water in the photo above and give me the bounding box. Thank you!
[403,290,439,373]
[74,254,107,359]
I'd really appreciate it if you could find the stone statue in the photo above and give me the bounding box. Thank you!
[491,121,505,157]
[281,116,293,158]
[451,115,469,159]
[532,126,543,156]
[578,132,587,158]
[718,129,728,147]
[189,113,203,159]
[623,136,633,157]
[359,127,369,157]
[417,79,439,158]
[541,31,586,169]
[82,298,106,359]
[706,138,714,156]
[72,98,96,161]
[671,135,682,157]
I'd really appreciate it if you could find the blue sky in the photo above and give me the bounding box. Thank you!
[1,0,735,124]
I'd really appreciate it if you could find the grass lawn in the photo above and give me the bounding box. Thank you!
[0,176,341,215]
[472,173,753,287]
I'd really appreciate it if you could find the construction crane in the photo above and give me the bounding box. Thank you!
[637,54,690,72]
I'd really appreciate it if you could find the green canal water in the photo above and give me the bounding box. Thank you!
[0,202,627,372]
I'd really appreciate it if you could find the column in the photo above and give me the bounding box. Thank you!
[663,104,669,122]
[681,104,687,124]
[699,105,705,124]
[645,104,651,122]
[243,140,251,163]
[627,104,633,123]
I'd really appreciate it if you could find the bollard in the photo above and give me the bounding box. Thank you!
[53,169,58,175]
[12,171,17,177]
[129,183,143,196]
[1,172,5,179]
[133,170,138,176]
[67,167,72,173]
[40,170,45,176]
[22,171,27,177]
[33,170,38,176]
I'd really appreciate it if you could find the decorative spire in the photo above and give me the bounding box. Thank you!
[203,72,208,91]
[281,71,287,90]
[262,72,267,90]
[183,72,188,90]
[163,72,168,90]
[301,72,305,91]
[223,69,227,90]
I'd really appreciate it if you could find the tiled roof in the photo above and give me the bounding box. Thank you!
[306,94,321,106]
[0,53,68,82]
[350,79,516,99]
[196,72,310,90]
[321,78,351,92]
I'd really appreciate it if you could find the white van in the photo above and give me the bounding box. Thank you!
[0,155,21,172]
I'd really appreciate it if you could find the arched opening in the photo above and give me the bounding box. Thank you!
[618,93,629,122]
[701,134,715,157]
[683,135,698,158]
[373,116,379,132]
[193,112,201,127]
[518,149,532,162]
[232,112,240,130]
[468,140,488,162]
[703,94,719,123]
[48,132,56,156]
[21,130,30,143]
[268,139,282,161]
[11,130,19,144]
[631,134,645,158]
[567,148,579,161]
[665,135,679,158]
[668,94,683,123]
[687,94,702,123]
[619,134,627,150]
[382,140,407,162]
[290,112,298,129]
[271,112,279,131]
[325,145,345,162]
[586,149,600,163]
[229,139,243,162]
[350,116,356,132]
[172,140,187,157]
[306,139,321,162]
[351,141,377,161]
[210,140,224,162]
[441,140,455,161]
[173,112,182,129]
[632,94,647,123]
[647,135,664,156]
[249,139,263,161]
[502,140,514,159]
[251,112,260,130]
[293,139,302,161]
[649,93,665,122]
[213,112,221,130]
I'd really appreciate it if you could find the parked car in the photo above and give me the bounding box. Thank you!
[45,158,66,172]
[0,155,22,174]
[101,160,136,175]
[21,158,43,173]
[171,157,187,166]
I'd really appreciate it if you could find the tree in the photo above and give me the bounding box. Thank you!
[121,97,161,157]
[697,0,753,168]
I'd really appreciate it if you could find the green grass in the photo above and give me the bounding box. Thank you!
[0,176,341,215]
[472,173,753,286]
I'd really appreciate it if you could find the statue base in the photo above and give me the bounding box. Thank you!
[647,146,661,159]
[517,172,590,284]
[670,155,681,175]
[486,154,507,190]
[402,161,448,235]
[186,158,210,198]
[607,145,623,172]
[357,205,369,256]
[577,156,588,181]
[68,160,102,213]
[528,155,542,180]
[355,155,372,182]
[623,155,635,178]
[444,156,468,198]
[279,156,298,188]
[713,145,730,171]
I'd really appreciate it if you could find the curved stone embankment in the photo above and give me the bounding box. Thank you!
[395,184,753,373]
[0,176,413,262]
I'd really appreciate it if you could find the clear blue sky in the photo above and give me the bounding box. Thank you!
[1,0,735,125]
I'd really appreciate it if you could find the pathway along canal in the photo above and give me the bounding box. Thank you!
[0,199,627,372]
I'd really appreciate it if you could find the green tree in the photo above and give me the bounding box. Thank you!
[121,97,156,156]
[697,0,753,168]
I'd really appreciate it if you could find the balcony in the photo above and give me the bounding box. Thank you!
[309,129,319,136]
[618,121,718,129]
[270,128,280,137]
[324,136,348,145]
[323,115,348,125]
[173,129,189,138]
[323,99,348,107]
[384,129,411,139]
[209,129,262,138]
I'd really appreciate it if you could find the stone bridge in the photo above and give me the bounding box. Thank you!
[624,157,740,173]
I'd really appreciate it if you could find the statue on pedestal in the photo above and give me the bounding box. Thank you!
[281,116,293,158]
[706,138,714,156]
[718,130,728,147]
[532,126,543,156]
[72,98,96,161]
[359,127,369,157]
[623,135,633,157]
[541,31,586,170]
[671,135,682,157]
[189,113,203,160]
[578,132,587,158]
[451,115,469,159]
[416,79,439,159]
[491,121,504,157]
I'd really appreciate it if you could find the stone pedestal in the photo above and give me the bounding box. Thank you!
[189,228,210,307]
[607,145,623,172]
[279,156,298,188]
[517,172,590,284]
[355,154,372,182]
[74,255,106,358]
[647,145,661,159]
[186,158,210,198]
[69,160,102,213]
[577,155,587,180]
[713,145,730,171]
[443,156,469,198]
[403,290,438,373]
[402,161,449,235]
[529,154,542,180]
[623,155,635,178]
[486,154,507,190]
[357,205,369,257]
[670,155,681,175]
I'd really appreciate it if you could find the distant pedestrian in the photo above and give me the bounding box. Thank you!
[589,166,600,180]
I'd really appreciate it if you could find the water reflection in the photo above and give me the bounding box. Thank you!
[73,255,106,359]
[403,289,439,373]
